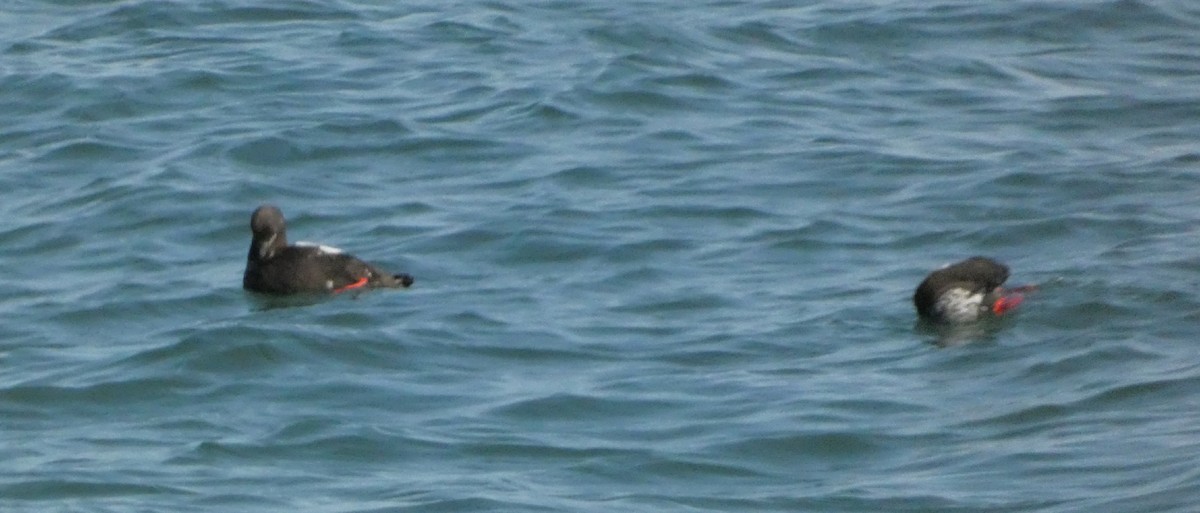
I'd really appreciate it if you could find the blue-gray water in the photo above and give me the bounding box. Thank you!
[3,1,1200,511]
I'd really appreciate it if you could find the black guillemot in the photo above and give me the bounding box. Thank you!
[243,204,414,295]
[913,256,1029,323]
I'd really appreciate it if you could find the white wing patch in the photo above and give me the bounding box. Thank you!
[934,287,985,323]
[295,241,344,255]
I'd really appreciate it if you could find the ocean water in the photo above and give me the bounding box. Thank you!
[3,0,1200,511]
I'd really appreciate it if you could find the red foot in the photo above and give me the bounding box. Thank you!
[992,293,1024,315]
[333,277,369,294]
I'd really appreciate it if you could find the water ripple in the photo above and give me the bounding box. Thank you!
[3,0,1200,511]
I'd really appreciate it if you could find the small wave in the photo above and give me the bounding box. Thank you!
[489,392,679,422]
[0,479,186,500]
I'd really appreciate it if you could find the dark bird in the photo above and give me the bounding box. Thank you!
[913,256,1027,323]
[243,204,413,295]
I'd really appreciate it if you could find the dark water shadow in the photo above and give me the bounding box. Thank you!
[244,291,333,311]
[914,317,1010,348]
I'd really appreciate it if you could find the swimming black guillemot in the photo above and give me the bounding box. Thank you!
[913,256,1026,323]
[243,204,414,295]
